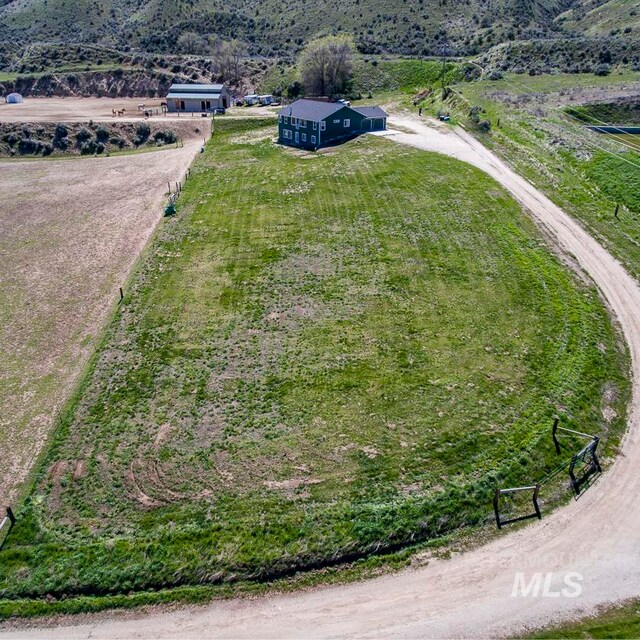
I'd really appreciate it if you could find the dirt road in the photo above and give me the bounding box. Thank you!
[3,115,640,638]
[0,138,203,506]
[0,97,278,123]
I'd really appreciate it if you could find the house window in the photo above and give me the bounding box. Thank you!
[302,133,306,142]
[320,121,326,131]
[278,115,282,123]
[344,119,350,128]
[311,135,316,144]
[284,116,288,124]
[333,119,340,123]
[312,122,317,130]
[300,120,306,128]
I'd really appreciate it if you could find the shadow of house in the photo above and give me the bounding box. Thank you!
[278,99,387,150]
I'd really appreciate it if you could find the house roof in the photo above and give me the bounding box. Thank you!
[168,83,226,94]
[167,92,221,101]
[353,106,388,118]
[279,99,346,121]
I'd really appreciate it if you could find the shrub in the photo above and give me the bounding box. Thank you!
[153,129,177,144]
[76,127,92,143]
[4,132,19,147]
[80,140,98,155]
[469,105,483,124]
[18,138,40,154]
[134,123,151,145]
[54,124,68,140]
[95,126,110,143]
[595,64,611,76]
[53,136,70,150]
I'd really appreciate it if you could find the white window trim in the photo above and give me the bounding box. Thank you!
[320,121,326,131]
[333,119,340,123]
[302,133,306,142]
[344,119,350,127]
[311,135,316,144]
[283,116,288,124]
[312,121,317,130]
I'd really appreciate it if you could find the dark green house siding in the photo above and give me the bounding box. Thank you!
[278,104,385,150]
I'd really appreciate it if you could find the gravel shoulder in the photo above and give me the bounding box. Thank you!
[3,114,640,639]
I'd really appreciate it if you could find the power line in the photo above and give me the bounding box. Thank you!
[494,71,640,156]
[479,68,640,171]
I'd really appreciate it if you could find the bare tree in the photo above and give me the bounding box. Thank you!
[211,38,247,84]
[177,31,205,55]
[299,35,355,97]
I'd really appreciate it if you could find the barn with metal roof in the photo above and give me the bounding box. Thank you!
[166,83,230,113]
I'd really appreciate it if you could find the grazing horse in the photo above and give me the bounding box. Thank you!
[112,108,117,117]
[117,108,126,117]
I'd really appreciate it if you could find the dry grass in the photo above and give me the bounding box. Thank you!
[0,140,201,505]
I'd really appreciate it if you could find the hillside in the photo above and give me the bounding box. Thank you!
[0,0,579,57]
[556,0,640,35]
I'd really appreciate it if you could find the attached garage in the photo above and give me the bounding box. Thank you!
[353,106,388,131]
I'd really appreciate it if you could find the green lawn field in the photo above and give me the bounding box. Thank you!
[0,117,628,613]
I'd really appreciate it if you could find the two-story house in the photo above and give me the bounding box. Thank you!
[278,99,387,150]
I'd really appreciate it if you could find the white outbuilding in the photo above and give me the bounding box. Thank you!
[6,93,24,104]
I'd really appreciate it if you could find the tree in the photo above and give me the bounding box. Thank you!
[211,38,247,83]
[177,31,204,55]
[299,35,355,98]
[287,81,303,99]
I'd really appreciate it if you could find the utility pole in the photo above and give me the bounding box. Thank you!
[439,32,450,96]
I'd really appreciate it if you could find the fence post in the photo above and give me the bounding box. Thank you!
[493,489,502,529]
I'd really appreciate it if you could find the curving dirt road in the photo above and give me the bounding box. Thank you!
[3,115,640,639]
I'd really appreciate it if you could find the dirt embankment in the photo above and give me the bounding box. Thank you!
[0,120,207,157]
[0,69,181,99]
